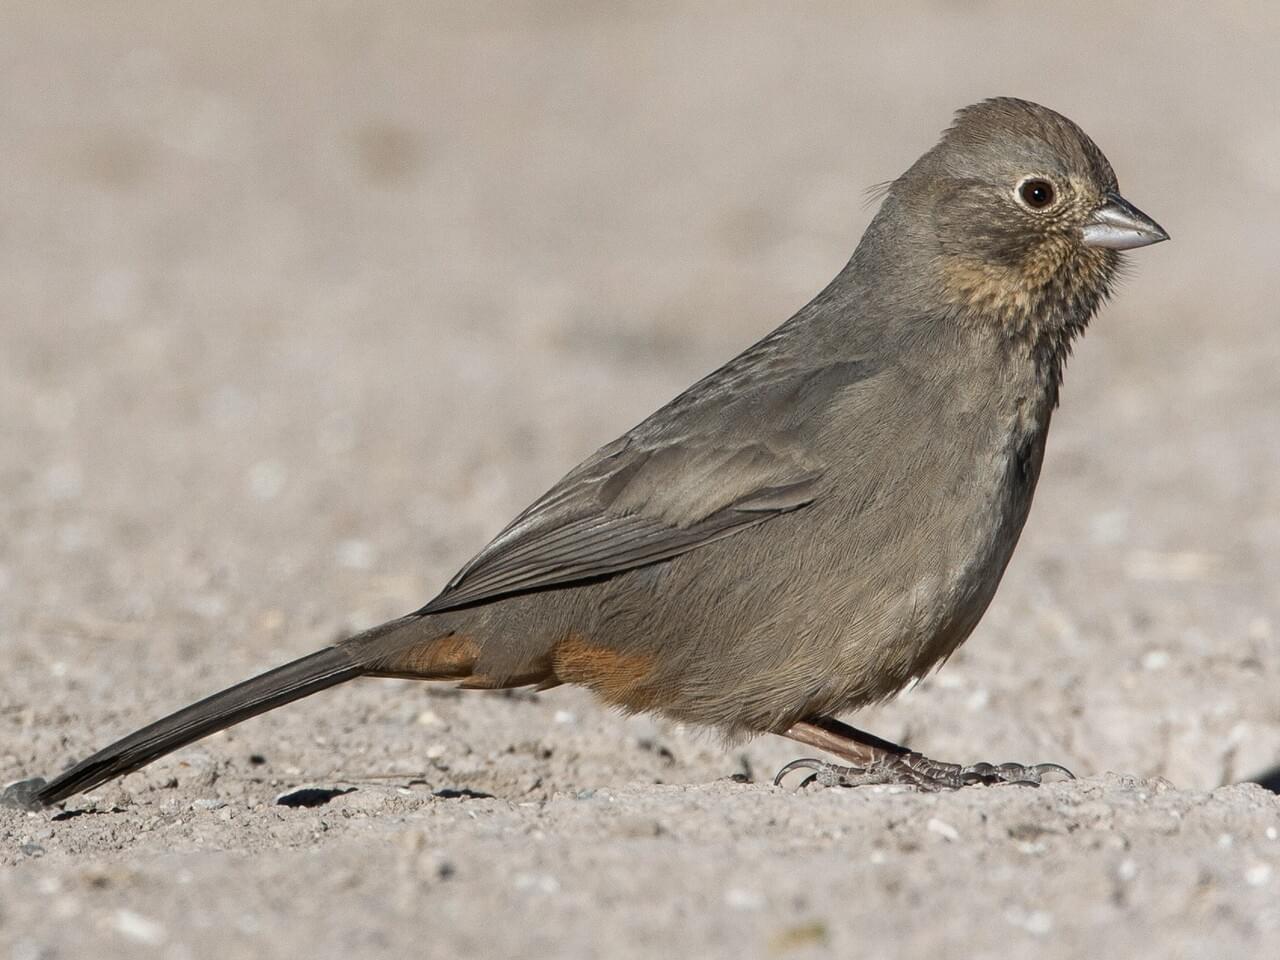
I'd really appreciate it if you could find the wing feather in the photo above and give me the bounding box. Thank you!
[416,348,879,614]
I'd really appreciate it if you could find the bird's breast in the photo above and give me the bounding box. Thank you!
[816,348,1054,702]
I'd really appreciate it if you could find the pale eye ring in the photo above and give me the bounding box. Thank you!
[1016,177,1057,210]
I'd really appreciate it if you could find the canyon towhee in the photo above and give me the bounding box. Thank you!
[9,97,1168,809]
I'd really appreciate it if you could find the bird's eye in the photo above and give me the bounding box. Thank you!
[1018,178,1056,210]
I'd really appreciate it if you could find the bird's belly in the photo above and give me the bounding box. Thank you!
[820,421,1044,707]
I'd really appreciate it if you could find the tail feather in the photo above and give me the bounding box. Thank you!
[35,646,362,806]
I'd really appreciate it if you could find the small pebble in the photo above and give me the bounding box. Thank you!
[1245,864,1273,887]
[1141,649,1170,671]
[724,887,765,911]
[113,909,166,946]
[927,818,960,841]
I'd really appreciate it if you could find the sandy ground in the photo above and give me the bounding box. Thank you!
[2,2,1279,957]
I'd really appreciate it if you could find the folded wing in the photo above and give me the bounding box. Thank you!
[418,348,878,614]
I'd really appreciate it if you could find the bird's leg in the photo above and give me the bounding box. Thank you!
[773,715,1072,791]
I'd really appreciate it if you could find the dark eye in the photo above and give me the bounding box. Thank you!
[1018,178,1056,210]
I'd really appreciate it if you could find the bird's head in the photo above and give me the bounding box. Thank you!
[887,98,1167,344]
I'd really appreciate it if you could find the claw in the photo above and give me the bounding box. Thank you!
[958,762,996,785]
[1032,762,1076,781]
[956,760,1076,787]
[773,757,830,787]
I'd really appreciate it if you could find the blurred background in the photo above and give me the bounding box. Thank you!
[3,0,1278,787]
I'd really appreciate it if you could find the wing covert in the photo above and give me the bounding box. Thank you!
[416,350,879,614]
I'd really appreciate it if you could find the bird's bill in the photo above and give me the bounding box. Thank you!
[1081,193,1169,250]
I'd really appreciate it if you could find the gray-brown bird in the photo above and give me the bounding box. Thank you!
[12,98,1168,809]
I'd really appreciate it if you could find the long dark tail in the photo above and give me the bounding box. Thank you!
[34,646,363,806]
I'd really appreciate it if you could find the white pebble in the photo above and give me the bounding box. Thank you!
[114,909,166,946]
[1245,864,1273,887]
[965,688,990,711]
[724,887,765,911]
[1140,649,1170,671]
[927,818,960,841]
[1023,911,1053,936]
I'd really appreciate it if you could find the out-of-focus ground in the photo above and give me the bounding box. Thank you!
[1,2,1278,957]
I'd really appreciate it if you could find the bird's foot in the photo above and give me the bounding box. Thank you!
[773,754,1073,791]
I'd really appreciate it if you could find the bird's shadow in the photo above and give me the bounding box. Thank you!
[275,786,356,808]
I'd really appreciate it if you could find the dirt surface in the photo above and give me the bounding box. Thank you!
[2,2,1279,958]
